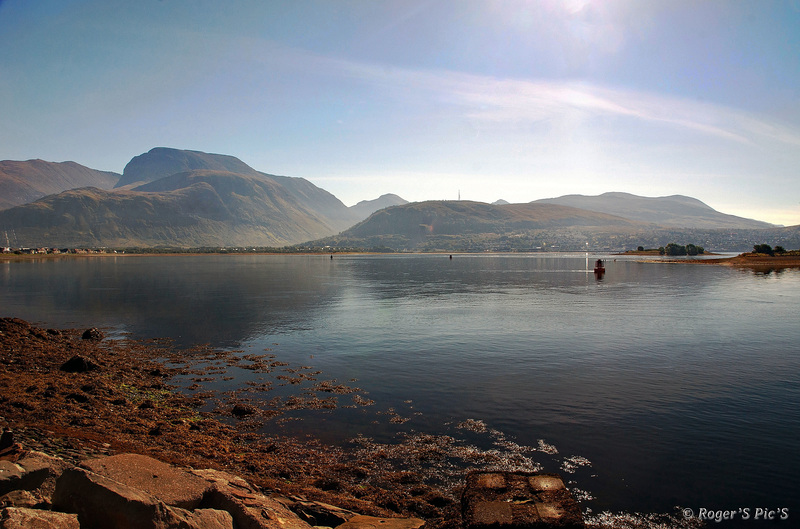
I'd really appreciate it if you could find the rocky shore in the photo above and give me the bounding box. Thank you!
[0,317,599,528]
[0,317,457,526]
[0,444,430,528]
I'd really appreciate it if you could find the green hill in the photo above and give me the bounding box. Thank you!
[312,200,645,251]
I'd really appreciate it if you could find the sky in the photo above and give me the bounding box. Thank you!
[1,0,800,226]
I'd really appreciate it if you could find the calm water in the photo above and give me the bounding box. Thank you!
[2,254,798,523]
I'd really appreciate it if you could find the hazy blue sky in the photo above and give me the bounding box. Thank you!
[2,1,799,225]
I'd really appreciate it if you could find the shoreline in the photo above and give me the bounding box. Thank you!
[659,253,800,269]
[0,317,461,527]
[616,250,800,269]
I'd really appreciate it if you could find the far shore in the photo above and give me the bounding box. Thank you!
[0,250,350,261]
[628,251,800,269]
[615,248,728,256]
[695,252,800,268]
[4,249,800,270]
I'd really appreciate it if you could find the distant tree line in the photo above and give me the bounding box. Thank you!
[753,244,787,255]
[658,243,705,256]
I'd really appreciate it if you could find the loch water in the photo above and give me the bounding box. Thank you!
[2,253,798,522]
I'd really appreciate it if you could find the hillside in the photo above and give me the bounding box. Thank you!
[346,201,641,236]
[534,192,774,229]
[262,173,360,231]
[0,170,340,247]
[313,200,646,251]
[0,159,119,210]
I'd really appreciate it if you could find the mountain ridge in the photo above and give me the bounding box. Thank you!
[0,159,120,210]
[533,192,773,229]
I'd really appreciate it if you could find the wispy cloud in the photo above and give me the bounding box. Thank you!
[298,49,800,149]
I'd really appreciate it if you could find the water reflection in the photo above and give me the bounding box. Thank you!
[0,255,346,347]
[4,254,797,347]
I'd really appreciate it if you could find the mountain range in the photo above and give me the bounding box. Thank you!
[315,199,799,252]
[0,148,405,247]
[0,147,794,251]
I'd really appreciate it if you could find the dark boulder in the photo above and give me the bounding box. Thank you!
[231,404,257,417]
[81,328,104,341]
[59,356,99,373]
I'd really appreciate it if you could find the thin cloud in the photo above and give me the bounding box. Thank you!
[306,50,800,148]
[228,37,800,151]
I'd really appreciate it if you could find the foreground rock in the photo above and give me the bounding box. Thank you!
[186,467,313,529]
[0,445,429,529]
[53,467,234,529]
[80,453,210,510]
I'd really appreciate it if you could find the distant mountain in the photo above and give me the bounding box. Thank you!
[346,201,641,238]
[0,148,365,247]
[313,200,644,250]
[0,170,343,247]
[533,192,774,229]
[349,194,408,220]
[121,147,360,232]
[0,159,119,210]
[492,199,510,205]
[115,147,260,188]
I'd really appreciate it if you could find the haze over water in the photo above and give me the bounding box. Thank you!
[2,254,798,523]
